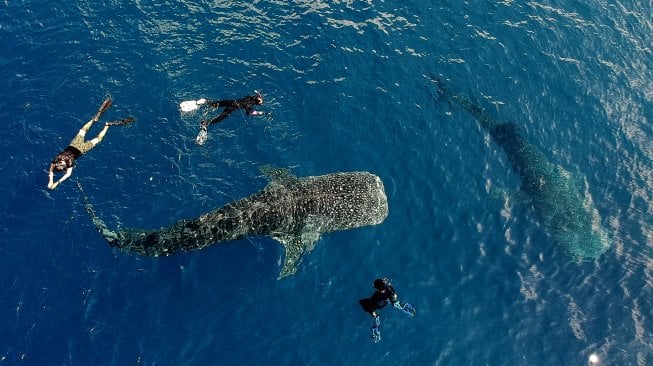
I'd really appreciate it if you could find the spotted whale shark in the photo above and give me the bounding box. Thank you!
[433,78,609,259]
[81,167,389,278]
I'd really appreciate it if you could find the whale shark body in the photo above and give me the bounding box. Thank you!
[83,167,389,277]
[434,78,609,259]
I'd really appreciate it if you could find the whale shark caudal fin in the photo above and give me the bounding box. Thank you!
[427,74,499,130]
[77,180,123,246]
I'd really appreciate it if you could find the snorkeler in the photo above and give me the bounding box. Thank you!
[47,97,135,190]
[359,277,416,343]
[179,92,264,145]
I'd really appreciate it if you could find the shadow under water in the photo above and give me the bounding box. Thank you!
[431,76,609,260]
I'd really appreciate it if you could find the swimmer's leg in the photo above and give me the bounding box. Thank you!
[207,99,231,108]
[196,108,235,145]
[71,97,113,144]
[90,123,110,146]
[205,108,234,126]
[76,123,110,154]
[73,119,95,143]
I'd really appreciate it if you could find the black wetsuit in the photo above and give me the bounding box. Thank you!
[202,95,261,127]
[359,285,397,316]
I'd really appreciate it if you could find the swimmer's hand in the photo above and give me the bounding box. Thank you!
[249,110,264,116]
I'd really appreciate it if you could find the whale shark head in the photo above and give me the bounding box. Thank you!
[531,167,610,259]
[259,167,389,277]
[553,221,609,259]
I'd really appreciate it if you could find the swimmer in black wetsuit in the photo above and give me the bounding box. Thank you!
[47,97,135,190]
[359,278,416,343]
[193,92,264,145]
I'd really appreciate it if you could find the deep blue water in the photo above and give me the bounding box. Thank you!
[1,0,652,365]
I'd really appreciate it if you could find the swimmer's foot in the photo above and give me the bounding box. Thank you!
[106,117,136,127]
[196,126,208,145]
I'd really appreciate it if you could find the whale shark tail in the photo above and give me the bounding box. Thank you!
[429,74,499,130]
[77,180,123,247]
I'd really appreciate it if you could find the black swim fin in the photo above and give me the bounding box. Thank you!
[106,117,135,127]
[93,97,113,121]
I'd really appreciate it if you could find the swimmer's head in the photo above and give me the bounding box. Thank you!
[53,157,68,172]
[374,278,389,290]
[255,91,263,105]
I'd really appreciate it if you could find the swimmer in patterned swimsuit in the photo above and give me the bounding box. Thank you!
[47,97,134,190]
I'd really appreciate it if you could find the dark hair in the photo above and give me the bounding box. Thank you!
[52,152,75,172]
[373,278,389,290]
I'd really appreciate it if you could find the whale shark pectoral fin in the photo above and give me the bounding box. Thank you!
[277,238,304,279]
[260,165,300,189]
[272,232,321,279]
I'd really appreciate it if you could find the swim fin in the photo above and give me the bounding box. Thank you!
[106,117,136,127]
[393,301,416,316]
[371,316,381,343]
[196,126,208,145]
[93,97,113,121]
[179,99,207,113]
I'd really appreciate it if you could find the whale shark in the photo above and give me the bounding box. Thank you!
[81,167,389,278]
[432,77,609,259]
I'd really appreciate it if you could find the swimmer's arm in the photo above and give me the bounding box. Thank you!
[48,167,73,189]
[59,167,73,184]
[389,290,398,303]
[47,164,56,189]
[246,107,264,116]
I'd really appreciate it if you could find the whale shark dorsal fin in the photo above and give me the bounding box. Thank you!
[260,165,300,189]
[272,231,321,279]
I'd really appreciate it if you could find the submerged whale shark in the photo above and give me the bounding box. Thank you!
[82,167,389,278]
[433,77,609,259]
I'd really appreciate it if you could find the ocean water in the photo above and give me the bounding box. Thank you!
[1,0,651,365]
